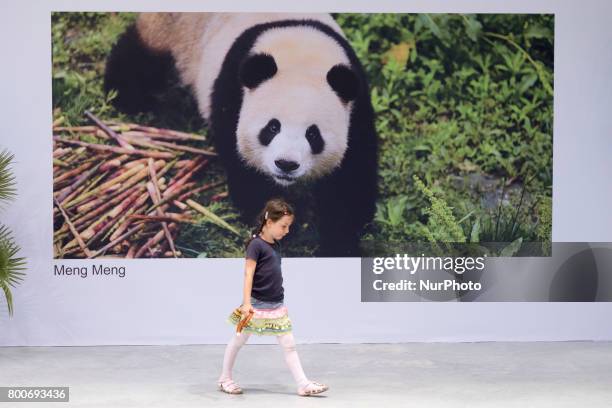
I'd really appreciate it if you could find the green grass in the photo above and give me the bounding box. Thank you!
[52,12,554,257]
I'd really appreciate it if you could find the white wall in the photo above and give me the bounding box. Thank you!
[1,0,611,346]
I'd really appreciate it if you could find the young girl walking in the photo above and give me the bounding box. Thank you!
[217,198,329,397]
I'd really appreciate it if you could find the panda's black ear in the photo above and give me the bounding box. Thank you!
[327,64,359,103]
[240,53,278,89]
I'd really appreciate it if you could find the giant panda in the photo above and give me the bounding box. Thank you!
[104,13,378,257]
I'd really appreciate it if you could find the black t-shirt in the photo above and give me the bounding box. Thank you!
[246,236,284,302]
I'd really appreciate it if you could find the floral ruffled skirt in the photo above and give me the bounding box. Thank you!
[227,296,292,336]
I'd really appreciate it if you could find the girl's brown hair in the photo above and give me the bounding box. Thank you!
[244,198,295,250]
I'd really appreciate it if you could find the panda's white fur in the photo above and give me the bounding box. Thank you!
[135,13,349,186]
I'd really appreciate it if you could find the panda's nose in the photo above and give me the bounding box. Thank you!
[275,159,300,173]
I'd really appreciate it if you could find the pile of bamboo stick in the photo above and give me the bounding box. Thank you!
[53,110,232,258]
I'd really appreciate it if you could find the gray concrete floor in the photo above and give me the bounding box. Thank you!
[1,342,611,407]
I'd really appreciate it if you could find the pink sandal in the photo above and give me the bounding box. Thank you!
[218,379,243,394]
[298,381,329,396]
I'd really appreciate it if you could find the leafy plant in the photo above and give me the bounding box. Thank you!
[413,175,466,243]
[0,150,26,316]
[536,195,552,255]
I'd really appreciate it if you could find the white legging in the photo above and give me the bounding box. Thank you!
[218,332,309,388]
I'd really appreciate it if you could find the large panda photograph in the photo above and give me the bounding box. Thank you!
[51,12,554,258]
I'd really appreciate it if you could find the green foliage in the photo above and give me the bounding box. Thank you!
[52,12,136,126]
[473,176,540,244]
[0,151,26,316]
[337,13,553,248]
[0,150,17,206]
[0,225,26,316]
[536,195,553,255]
[412,175,466,243]
[373,195,422,242]
[410,174,547,257]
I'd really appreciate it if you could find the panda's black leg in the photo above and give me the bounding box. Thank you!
[313,187,363,257]
[315,212,361,257]
[313,168,377,257]
[104,24,175,114]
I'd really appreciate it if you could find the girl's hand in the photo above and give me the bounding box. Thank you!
[240,303,254,316]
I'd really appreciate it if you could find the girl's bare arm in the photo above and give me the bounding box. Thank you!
[242,258,257,309]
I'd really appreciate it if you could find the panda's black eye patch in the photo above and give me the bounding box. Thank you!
[306,125,324,155]
[267,119,280,133]
[259,118,281,146]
